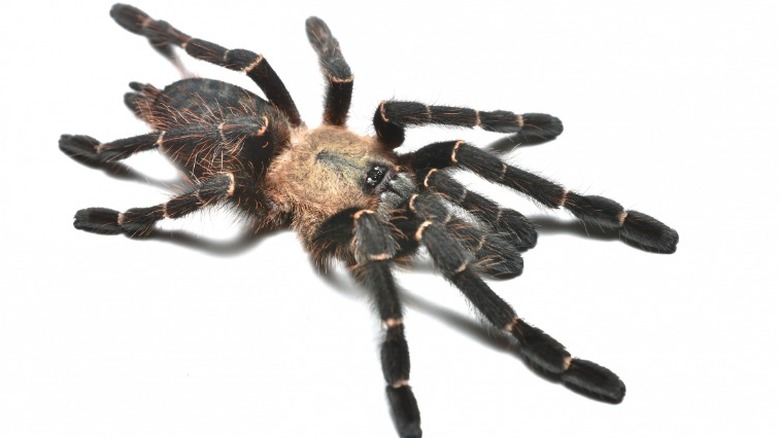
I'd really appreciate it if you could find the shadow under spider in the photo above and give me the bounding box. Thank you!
[484,129,560,154]
[527,215,620,242]
[66,152,178,190]
[143,228,275,257]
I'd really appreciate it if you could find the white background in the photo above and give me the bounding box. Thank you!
[2,1,779,437]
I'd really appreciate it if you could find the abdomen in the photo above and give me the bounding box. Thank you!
[128,78,291,179]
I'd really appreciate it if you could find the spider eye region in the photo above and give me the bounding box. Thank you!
[365,164,388,189]
[314,150,392,195]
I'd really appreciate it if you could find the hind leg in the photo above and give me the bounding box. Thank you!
[110,4,303,127]
[59,83,163,166]
[405,140,679,254]
[121,81,162,123]
[73,173,235,237]
[59,132,161,167]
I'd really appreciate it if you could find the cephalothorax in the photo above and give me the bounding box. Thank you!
[60,4,679,437]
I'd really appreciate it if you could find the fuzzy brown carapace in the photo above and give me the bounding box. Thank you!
[60,4,679,438]
[266,126,398,241]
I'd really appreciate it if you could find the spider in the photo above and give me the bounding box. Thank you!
[60,4,679,438]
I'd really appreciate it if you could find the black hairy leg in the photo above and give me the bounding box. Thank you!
[374,100,563,149]
[418,168,538,251]
[59,133,158,166]
[312,209,421,438]
[110,3,303,127]
[406,140,679,254]
[73,173,235,237]
[59,116,271,172]
[305,17,353,126]
[407,191,525,279]
[404,197,625,401]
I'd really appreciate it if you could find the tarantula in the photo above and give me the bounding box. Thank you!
[60,4,679,438]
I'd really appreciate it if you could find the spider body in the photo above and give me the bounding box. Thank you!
[60,5,679,438]
[124,74,405,242]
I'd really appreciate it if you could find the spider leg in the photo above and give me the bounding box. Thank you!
[408,191,525,279]
[123,81,161,121]
[405,140,679,253]
[417,168,537,250]
[405,199,625,402]
[312,208,422,438]
[374,100,563,149]
[110,4,303,127]
[305,17,353,126]
[71,173,235,237]
[59,133,158,167]
[61,115,270,166]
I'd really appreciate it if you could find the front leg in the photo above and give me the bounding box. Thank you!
[312,208,422,438]
[373,100,563,149]
[406,198,626,402]
[406,140,679,254]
